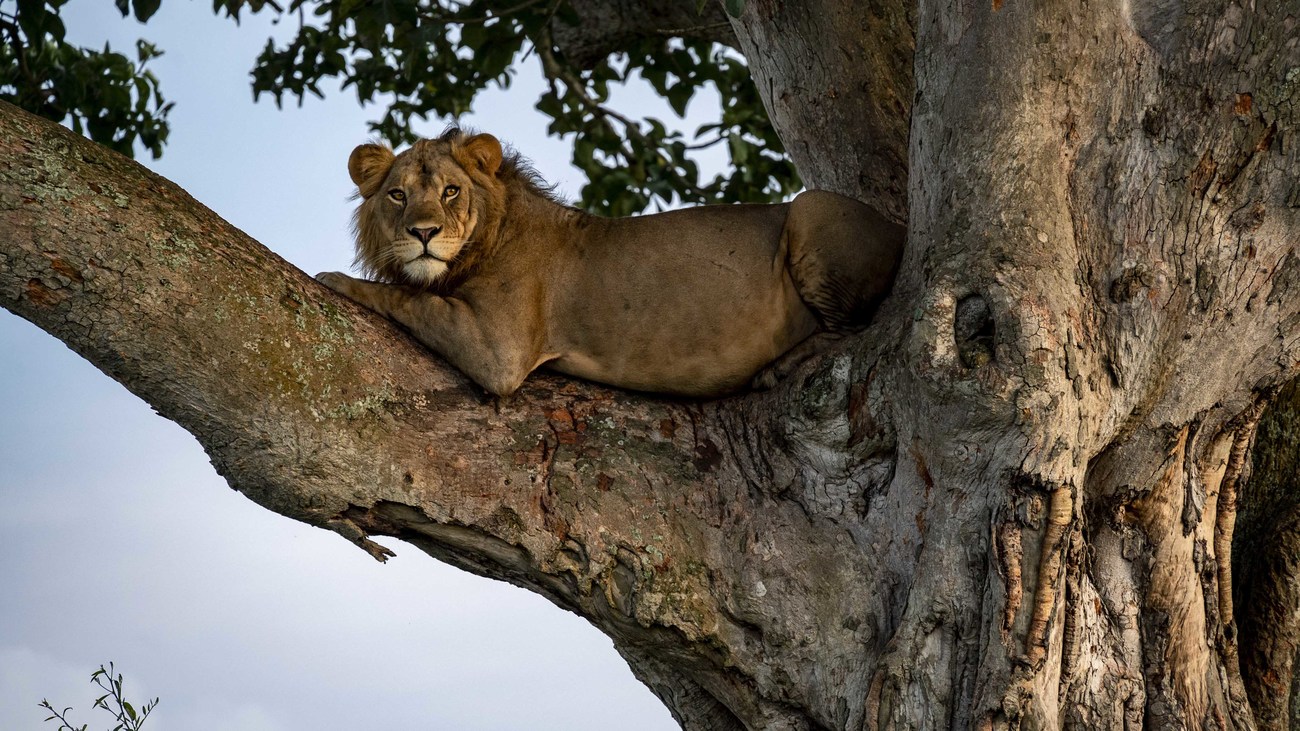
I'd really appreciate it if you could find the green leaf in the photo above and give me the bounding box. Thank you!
[136,39,163,62]
[131,0,162,22]
[723,0,744,18]
[573,137,594,168]
[666,82,691,116]
[15,0,54,41]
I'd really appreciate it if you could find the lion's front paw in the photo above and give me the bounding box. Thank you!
[315,271,355,295]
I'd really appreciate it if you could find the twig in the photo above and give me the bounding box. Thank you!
[534,24,713,201]
[449,0,546,25]
[650,21,733,36]
[683,133,726,151]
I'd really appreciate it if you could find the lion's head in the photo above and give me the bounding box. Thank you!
[348,129,507,289]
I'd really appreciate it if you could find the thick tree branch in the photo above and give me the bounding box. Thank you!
[0,100,905,730]
[548,0,736,69]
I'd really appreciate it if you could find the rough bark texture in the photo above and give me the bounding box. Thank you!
[4,0,1300,728]
[728,0,914,224]
[549,0,736,69]
[877,0,1298,725]
[1237,381,1300,730]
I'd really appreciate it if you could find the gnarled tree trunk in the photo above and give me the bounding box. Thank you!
[3,0,1300,728]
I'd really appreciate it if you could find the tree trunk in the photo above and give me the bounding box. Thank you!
[728,0,913,224]
[736,0,1300,726]
[3,0,1300,727]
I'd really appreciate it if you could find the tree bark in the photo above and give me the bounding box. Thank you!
[731,0,1300,727]
[1237,381,1300,730]
[549,0,737,69]
[728,0,913,224]
[3,0,1300,727]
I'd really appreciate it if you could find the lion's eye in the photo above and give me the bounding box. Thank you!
[388,189,406,203]
[443,185,460,199]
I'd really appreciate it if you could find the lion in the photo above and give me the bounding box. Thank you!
[316,129,905,398]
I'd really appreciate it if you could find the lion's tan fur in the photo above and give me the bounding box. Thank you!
[319,130,905,397]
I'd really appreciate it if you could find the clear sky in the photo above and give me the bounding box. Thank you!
[0,2,714,728]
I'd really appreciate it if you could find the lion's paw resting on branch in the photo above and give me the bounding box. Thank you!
[316,129,904,398]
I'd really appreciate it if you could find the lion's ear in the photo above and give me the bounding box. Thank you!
[456,134,503,176]
[348,143,396,198]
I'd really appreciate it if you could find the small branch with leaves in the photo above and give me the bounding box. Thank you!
[40,663,159,731]
[534,26,713,205]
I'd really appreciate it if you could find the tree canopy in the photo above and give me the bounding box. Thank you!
[0,0,796,214]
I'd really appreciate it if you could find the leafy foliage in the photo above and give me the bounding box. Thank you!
[241,0,797,213]
[39,663,159,731]
[534,36,798,215]
[1,0,798,212]
[0,0,171,158]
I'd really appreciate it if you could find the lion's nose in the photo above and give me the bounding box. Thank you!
[408,226,441,244]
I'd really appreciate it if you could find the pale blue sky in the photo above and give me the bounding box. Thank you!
[0,1,728,728]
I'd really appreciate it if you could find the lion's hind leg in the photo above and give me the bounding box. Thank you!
[783,190,906,331]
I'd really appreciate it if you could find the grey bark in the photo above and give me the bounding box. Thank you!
[728,0,913,224]
[549,0,736,69]
[4,0,1300,728]
[731,0,1300,727]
